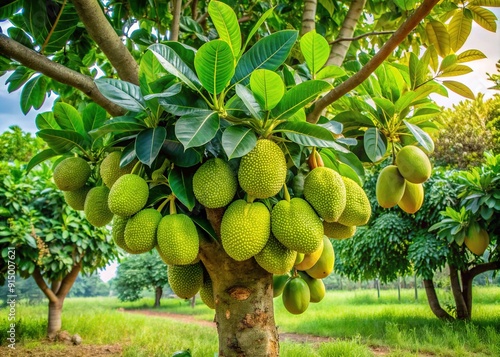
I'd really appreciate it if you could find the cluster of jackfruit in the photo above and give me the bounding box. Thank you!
[376,145,431,214]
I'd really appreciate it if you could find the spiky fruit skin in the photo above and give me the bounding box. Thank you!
[238,139,287,199]
[273,274,290,298]
[220,200,270,261]
[200,279,215,309]
[271,198,323,254]
[465,228,489,256]
[398,181,424,214]
[396,146,431,184]
[193,158,237,208]
[282,277,310,314]
[167,263,203,299]
[112,216,133,253]
[376,165,406,208]
[338,177,371,226]
[84,186,113,227]
[157,214,199,265]
[295,238,324,271]
[254,235,297,275]
[108,174,149,217]
[100,151,135,188]
[303,167,346,222]
[306,236,335,279]
[298,271,326,303]
[64,185,91,210]
[323,221,356,240]
[53,157,91,191]
[124,209,161,254]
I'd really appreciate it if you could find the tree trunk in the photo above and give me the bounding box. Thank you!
[414,275,418,300]
[461,271,473,320]
[397,276,401,301]
[47,301,63,339]
[449,266,469,320]
[301,0,318,35]
[154,286,163,308]
[423,279,454,321]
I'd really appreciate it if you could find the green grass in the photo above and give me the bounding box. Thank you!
[1,287,499,356]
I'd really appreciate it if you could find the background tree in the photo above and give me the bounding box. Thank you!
[68,274,111,298]
[0,125,45,163]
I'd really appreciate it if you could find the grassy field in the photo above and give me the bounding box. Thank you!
[1,287,499,356]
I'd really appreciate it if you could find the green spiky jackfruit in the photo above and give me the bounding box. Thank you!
[303,167,346,222]
[64,185,91,210]
[100,151,136,188]
[271,198,323,254]
[238,139,287,199]
[84,186,113,227]
[157,214,199,265]
[220,199,270,261]
[323,221,356,239]
[167,263,204,299]
[200,279,215,309]
[108,174,149,217]
[337,177,371,226]
[112,216,132,253]
[254,235,297,275]
[193,158,236,208]
[53,157,91,191]
[124,209,161,254]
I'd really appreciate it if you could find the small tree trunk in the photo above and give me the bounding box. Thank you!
[191,295,196,308]
[47,301,63,339]
[461,271,473,319]
[301,0,318,35]
[423,279,454,321]
[397,276,401,301]
[375,278,380,298]
[414,275,418,300]
[449,266,469,320]
[154,286,163,308]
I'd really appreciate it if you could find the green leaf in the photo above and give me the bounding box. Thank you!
[408,53,426,90]
[83,103,107,133]
[363,128,387,162]
[470,6,497,32]
[139,50,167,85]
[20,75,47,114]
[470,0,500,5]
[316,65,347,80]
[143,83,182,100]
[0,0,22,19]
[6,66,33,92]
[241,7,275,55]
[191,216,218,241]
[53,102,85,136]
[26,149,59,173]
[272,80,332,120]
[448,11,473,52]
[442,81,475,100]
[175,111,220,149]
[456,49,487,63]
[37,129,86,154]
[394,92,418,114]
[95,78,146,112]
[158,91,210,116]
[89,116,148,139]
[318,0,334,16]
[8,27,33,49]
[135,127,167,167]
[194,40,235,95]
[208,0,241,58]
[36,112,61,130]
[250,69,284,111]
[439,54,457,71]
[332,111,374,128]
[168,167,195,211]
[235,84,263,120]
[439,64,473,77]
[300,30,330,75]
[162,139,202,168]
[275,121,346,150]
[232,30,298,85]
[403,120,435,153]
[373,97,395,121]
[425,21,450,58]
[221,125,258,160]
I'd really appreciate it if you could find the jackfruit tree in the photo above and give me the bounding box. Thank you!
[1,0,498,355]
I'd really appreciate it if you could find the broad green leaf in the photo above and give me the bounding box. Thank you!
[168,167,196,211]
[318,118,342,134]
[363,128,387,162]
[8,27,33,49]
[448,11,472,52]
[408,53,427,90]
[288,108,307,122]
[403,120,435,153]
[336,151,366,182]
[54,102,85,136]
[275,121,346,150]
[158,91,210,116]
[316,65,347,80]
[0,0,21,19]
[37,129,86,154]
[208,1,241,58]
[242,7,275,55]
[394,92,418,114]
[6,66,33,92]
[439,54,457,71]
[89,116,147,139]
[427,46,439,72]
[373,97,395,122]
[95,78,146,112]
[36,112,60,130]
[120,142,137,167]
[425,21,450,57]
[143,83,182,100]
[26,149,58,173]
[470,0,500,5]
[191,216,218,241]
[222,126,258,160]
[321,151,363,186]
[439,64,473,77]
[394,0,417,10]
[272,80,332,120]
[413,81,448,100]
[250,69,284,111]
[162,138,202,168]
[318,0,334,16]
[232,30,298,85]
[139,50,167,85]
[161,42,197,71]
[235,84,263,120]
[456,49,487,63]
[175,111,220,149]
[194,40,235,95]
[135,127,167,167]
[469,6,497,32]
[20,75,47,114]
[332,111,374,128]
[300,30,330,75]
[442,81,475,99]
[83,103,107,133]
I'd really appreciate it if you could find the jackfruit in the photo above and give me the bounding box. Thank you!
[396,146,431,184]
[295,253,305,265]
[157,214,199,265]
[108,174,149,217]
[112,216,133,253]
[84,186,113,227]
[220,199,270,261]
[298,271,325,303]
[323,221,356,240]
[254,235,297,274]
[271,198,323,254]
[100,151,136,188]
[167,262,204,299]
[124,208,162,254]
[337,177,371,226]
[398,181,424,214]
[238,139,287,199]
[306,236,334,279]
[273,274,290,298]
[295,238,324,271]
[64,185,91,210]
[193,158,237,208]
[53,157,91,191]
[282,277,310,314]
[465,225,489,256]
[376,165,406,208]
[303,167,346,222]
[200,278,215,309]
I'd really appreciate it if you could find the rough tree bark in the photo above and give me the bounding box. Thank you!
[301,0,318,35]
[154,286,163,308]
[423,279,454,321]
[170,0,183,41]
[449,266,469,320]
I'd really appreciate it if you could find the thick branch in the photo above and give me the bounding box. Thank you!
[423,279,454,321]
[32,267,58,304]
[301,0,318,35]
[449,266,469,319]
[72,0,139,85]
[326,0,366,67]
[308,0,440,123]
[0,35,126,116]
[329,31,395,45]
[51,280,62,295]
[56,263,81,299]
[462,261,500,280]
[170,0,183,41]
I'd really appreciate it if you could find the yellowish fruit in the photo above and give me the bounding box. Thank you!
[273,274,290,298]
[295,238,324,271]
[398,181,424,214]
[298,271,326,303]
[282,277,310,314]
[396,146,431,184]
[323,221,356,240]
[255,235,297,274]
[464,227,489,256]
[337,177,371,226]
[295,253,305,265]
[376,165,406,208]
[306,236,335,279]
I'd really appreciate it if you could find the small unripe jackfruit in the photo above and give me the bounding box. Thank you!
[376,165,406,208]
[398,181,424,214]
[167,263,204,299]
[84,186,113,227]
[193,158,236,208]
[124,208,162,254]
[254,235,297,275]
[112,216,132,253]
[64,185,91,210]
[53,157,91,191]
[108,174,149,217]
[200,279,215,309]
[323,221,356,240]
[337,177,371,226]
[157,214,199,265]
[396,146,431,184]
[100,151,136,188]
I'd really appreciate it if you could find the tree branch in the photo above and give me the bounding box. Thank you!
[56,263,81,299]
[32,267,58,304]
[463,261,500,280]
[0,35,126,117]
[51,280,62,295]
[301,0,318,35]
[170,0,183,41]
[423,279,454,321]
[72,0,139,85]
[308,0,440,123]
[329,30,395,45]
[449,265,469,319]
